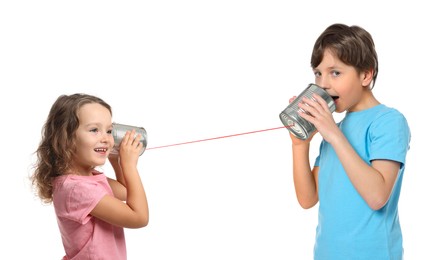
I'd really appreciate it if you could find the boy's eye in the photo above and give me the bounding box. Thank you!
[331,71,341,76]
[90,128,98,133]
[107,130,113,134]
[314,71,321,77]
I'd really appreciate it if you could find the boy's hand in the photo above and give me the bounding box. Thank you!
[297,93,338,143]
[287,96,317,145]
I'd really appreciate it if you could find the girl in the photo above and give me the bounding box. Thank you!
[289,24,411,259]
[31,93,148,259]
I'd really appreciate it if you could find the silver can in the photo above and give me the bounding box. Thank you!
[279,83,336,140]
[111,123,148,156]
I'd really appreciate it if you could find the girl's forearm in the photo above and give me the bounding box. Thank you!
[121,165,149,226]
[110,158,127,187]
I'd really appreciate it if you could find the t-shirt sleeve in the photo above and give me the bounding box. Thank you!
[368,110,411,166]
[67,181,108,224]
[314,140,324,167]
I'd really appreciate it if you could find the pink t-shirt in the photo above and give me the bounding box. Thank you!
[53,171,126,260]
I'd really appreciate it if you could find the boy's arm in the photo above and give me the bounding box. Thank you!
[329,133,400,210]
[291,134,319,209]
[297,93,400,210]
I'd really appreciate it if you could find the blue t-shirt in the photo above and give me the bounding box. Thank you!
[313,104,411,260]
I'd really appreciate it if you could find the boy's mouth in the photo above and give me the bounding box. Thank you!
[331,95,339,102]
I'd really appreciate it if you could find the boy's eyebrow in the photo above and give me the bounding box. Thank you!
[316,65,343,71]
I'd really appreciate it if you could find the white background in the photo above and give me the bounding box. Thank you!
[1,1,439,259]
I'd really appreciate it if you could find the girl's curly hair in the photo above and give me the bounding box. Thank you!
[30,93,112,203]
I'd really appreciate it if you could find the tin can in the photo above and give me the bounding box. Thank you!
[279,83,336,140]
[111,123,148,156]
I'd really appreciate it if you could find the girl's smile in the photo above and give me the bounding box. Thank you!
[72,103,114,173]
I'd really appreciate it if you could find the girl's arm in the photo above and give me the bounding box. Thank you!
[91,130,149,228]
[107,155,127,201]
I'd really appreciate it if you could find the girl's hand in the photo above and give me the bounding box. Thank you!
[297,93,339,143]
[108,151,120,164]
[118,129,143,168]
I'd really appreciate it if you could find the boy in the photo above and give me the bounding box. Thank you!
[289,23,411,259]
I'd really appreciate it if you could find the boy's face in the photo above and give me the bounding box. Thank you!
[313,49,372,113]
[72,103,114,175]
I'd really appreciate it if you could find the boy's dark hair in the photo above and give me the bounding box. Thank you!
[311,23,379,88]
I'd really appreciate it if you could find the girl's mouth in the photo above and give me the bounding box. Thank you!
[94,148,108,153]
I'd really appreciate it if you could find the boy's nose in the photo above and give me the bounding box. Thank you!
[316,78,330,90]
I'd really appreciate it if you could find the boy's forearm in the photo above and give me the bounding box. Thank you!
[292,143,318,208]
[330,133,395,210]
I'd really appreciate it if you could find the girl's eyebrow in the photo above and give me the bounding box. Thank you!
[83,122,101,128]
[84,123,114,129]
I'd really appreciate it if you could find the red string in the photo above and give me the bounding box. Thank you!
[146,125,288,150]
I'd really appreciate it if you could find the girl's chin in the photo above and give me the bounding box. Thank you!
[92,159,107,166]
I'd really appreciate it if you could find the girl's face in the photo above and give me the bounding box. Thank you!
[313,48,373,113]
[72,103,114,175]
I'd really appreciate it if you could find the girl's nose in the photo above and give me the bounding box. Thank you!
[100,132,111,143]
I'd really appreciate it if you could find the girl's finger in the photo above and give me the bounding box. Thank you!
[133,132,142,146]
[122,130,135,145]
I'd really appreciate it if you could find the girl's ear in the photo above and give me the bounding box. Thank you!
[361,69,374,88]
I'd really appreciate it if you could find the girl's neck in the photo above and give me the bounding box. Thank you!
[68,165,95,176]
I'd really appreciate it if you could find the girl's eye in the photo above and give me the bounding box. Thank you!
[90,128,98,133]
[107,130,113,134]
[313,71,321,78]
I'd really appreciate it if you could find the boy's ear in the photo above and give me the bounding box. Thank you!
[361,69,374,87]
